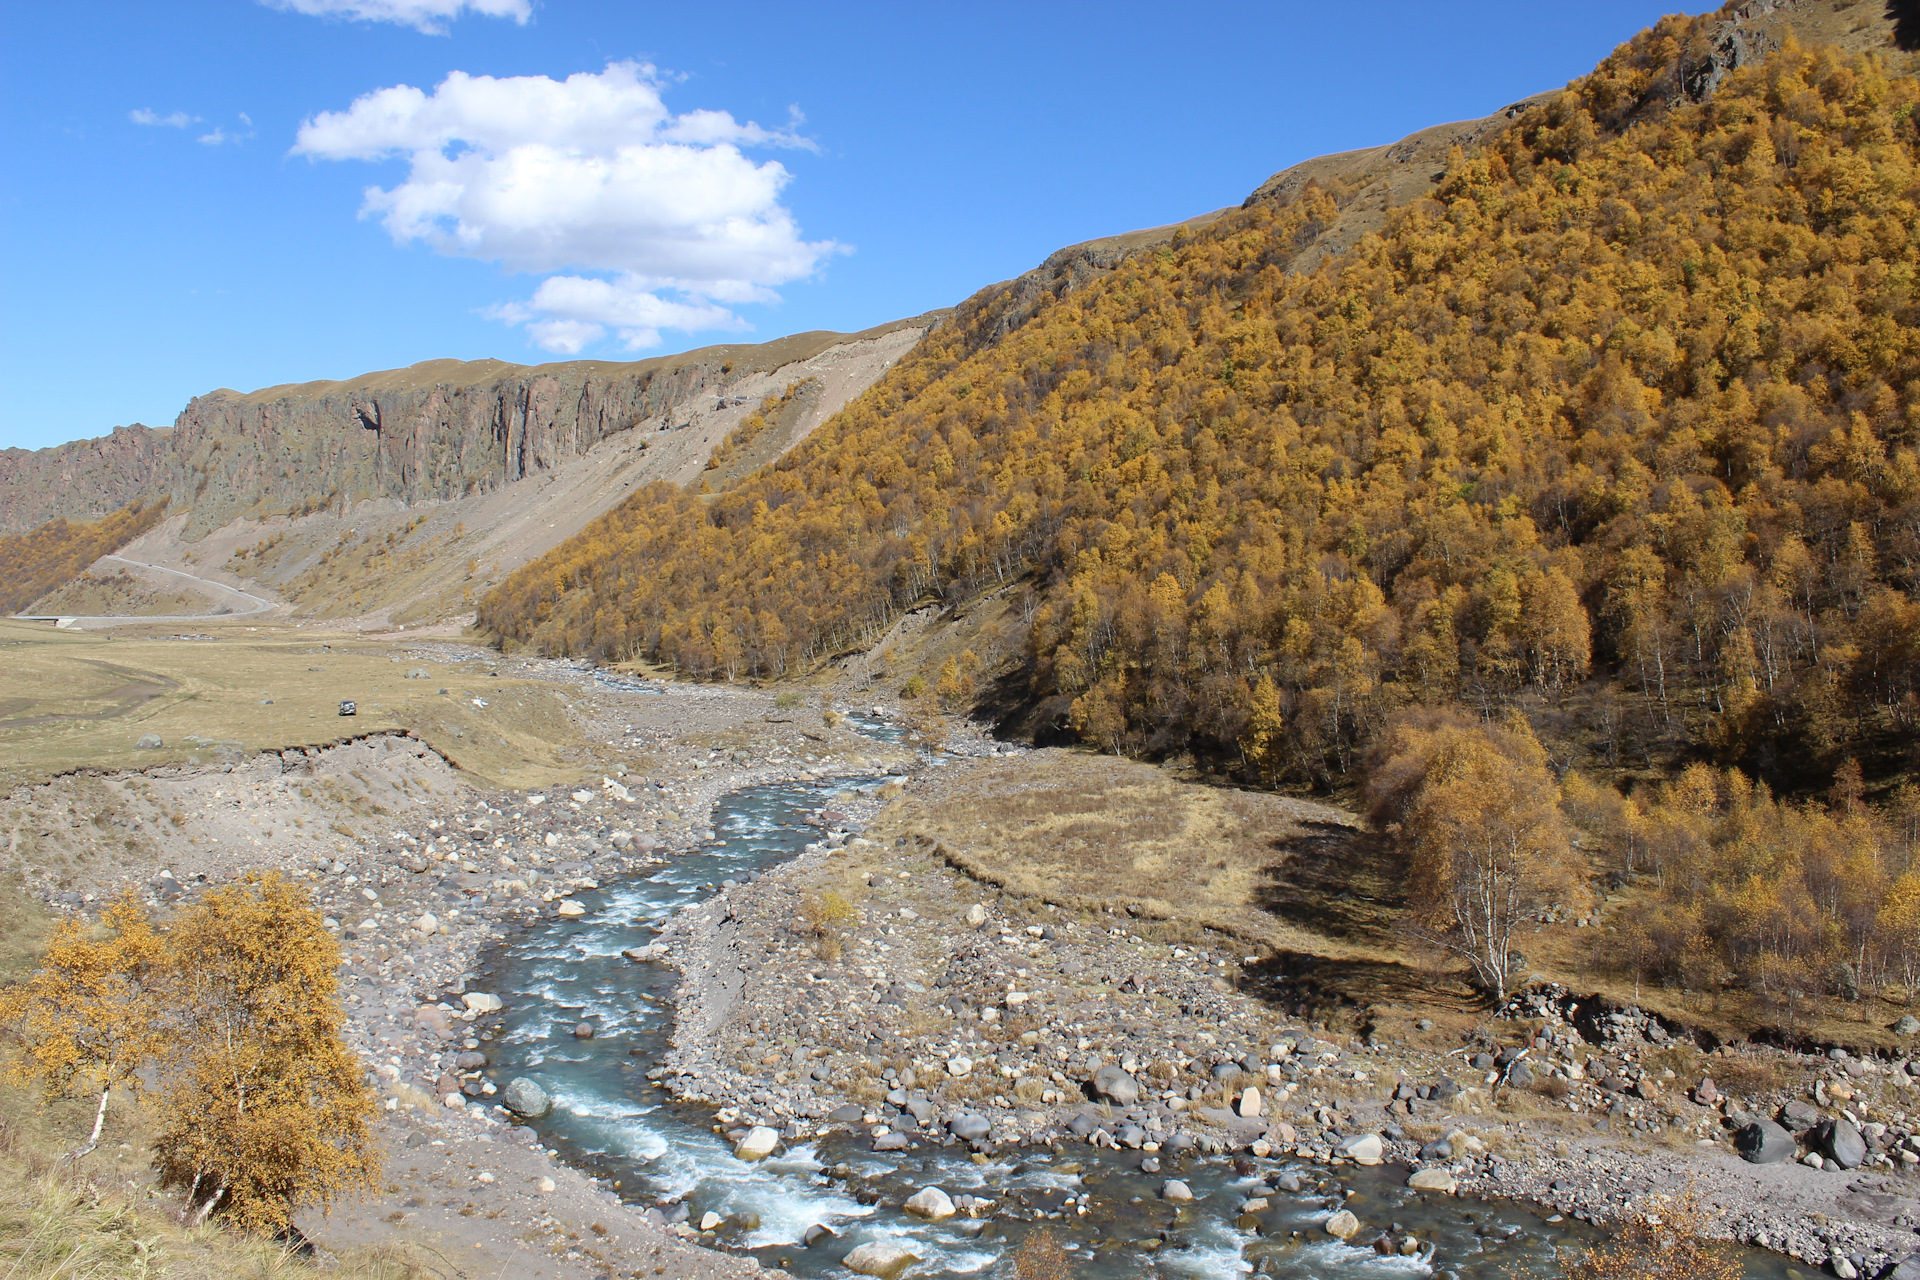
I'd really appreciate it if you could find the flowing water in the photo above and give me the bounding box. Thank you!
[474,718,1803,1279]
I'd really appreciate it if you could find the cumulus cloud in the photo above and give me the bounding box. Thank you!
[294,62,838,353]
[262,0,530,36]
[130,108,196,128]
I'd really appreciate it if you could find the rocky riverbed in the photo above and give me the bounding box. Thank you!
[650,749,1920,1279]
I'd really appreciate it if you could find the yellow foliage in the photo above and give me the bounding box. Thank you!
[484,27,1920,793]
[148,873,380,1233]
[0,500,169,615]
[0,889,165,1154]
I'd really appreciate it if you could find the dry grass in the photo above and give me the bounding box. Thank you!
[0,619,607,792]
[0,1160,451,1279]
[867,750,1479,1024]
[870,750,1374,943]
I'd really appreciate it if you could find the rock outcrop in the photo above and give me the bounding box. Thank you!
[0,318,938,537]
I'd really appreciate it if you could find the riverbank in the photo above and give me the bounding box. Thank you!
[651,745,1920,1279]
[1,646,916,1278]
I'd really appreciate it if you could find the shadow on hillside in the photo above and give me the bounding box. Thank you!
[1252,820,1408,947]
[1238,949,1483,1022]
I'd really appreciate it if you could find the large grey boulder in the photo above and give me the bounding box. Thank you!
[1815,1118,1867,1170]
[501,1077,550,1118]
[136,733,163,749]
[947,1113,991,1142]
[1093,1064,1141,1105]
[903,1187,956,1220]
[1886,1253,1920,1280]
[1780,1099,1823,1132]
[734,1126,781,1160]
[1735,1119,1795,1164]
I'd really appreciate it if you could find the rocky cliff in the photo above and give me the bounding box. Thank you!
[0,318,938,538]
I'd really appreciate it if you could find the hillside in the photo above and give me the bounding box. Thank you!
[0,500,168,615]
[0,317,938,627]
[483,4,1920,797]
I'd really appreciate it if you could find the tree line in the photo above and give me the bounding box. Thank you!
[484,28,1920,792]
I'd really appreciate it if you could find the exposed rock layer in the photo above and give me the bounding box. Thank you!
[0,318,938,537]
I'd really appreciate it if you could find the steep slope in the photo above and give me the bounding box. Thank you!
[0,500,168,614]
[482,7,1920,795]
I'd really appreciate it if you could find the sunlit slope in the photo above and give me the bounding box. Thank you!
[484,26,1920,788]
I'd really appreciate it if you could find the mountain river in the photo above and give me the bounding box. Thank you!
[473,721,1802,1280]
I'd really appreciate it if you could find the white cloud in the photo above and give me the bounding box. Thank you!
[199,115,256,146]
[294,62,838,353]
[130,108,196,128]
[489,277,742,353]
[263,0,530,36]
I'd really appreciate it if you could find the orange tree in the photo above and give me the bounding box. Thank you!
[1558,1185,1741,1280]
[1369,711,1577,1000]
[150,872,380,1231]
[0,888,166,1157]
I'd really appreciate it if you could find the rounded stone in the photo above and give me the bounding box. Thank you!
[501,1077,549,1118]
[1325,1209,1361,1240]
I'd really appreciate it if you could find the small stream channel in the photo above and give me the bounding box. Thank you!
[474,720,1805,1279]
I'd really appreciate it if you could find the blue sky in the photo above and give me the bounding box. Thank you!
[2,1,1706,452]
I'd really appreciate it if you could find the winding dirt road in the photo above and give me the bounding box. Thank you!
[12,554,276,626]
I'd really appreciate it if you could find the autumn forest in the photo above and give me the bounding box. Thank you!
[475,20,1920,1017]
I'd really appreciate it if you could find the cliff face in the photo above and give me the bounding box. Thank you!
[160,353,734,538]
[0,319,937,537]
[0,424,166,533]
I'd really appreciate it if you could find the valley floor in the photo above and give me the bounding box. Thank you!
[4,630,1919,1278]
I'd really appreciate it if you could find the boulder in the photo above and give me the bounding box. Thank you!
[556,900,587,917]
[948,1113,991,1142]
[1898,1015,1920,1037]
[965,904,987,929]
[803,1223,838,1247]
[945,1056,973,1078]
[1093,1064,1141,1105]
[1337,1133,1385,1165]
[501,1077,549,1118]
[136,734,163,749]
[842,1241,919,1279]
[1780,1100,1823,1132]
[1884,1253,1920,1280]
[1237,1086,1262,1118]
[413,1005,450,1032]
[1324,1209,1361,1240]
[573,1022,595,1040]
[1407,1168,1456,1193]
[827,1103,865,1124]
[903,1187,956,1220]
[1734,1119,1795,1165]
[734,1126,781,1160]
[872,1132,911,1151]
[1816,1119,1867,1170]
[1693,1076,1718,1105]
[462,992,504,1013]
[1162,1180,1194,1203]
[414,913,439,934]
